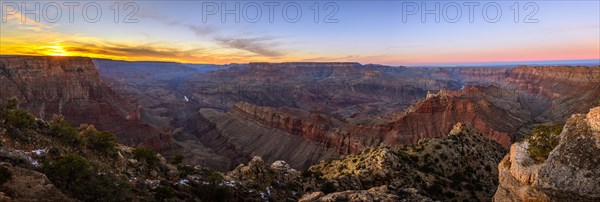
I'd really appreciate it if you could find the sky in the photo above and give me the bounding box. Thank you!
[0,0,599,66]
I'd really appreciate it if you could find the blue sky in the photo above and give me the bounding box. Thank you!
[1,0,599,65]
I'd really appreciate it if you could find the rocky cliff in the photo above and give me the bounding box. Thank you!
[222,84,526,157]
[229,102,373,154]
[380,85,529,147]
[447,66,600,121]
[494,107,600,201]
[0,56,171,151]
[185,107,339,170]
[303,123,506,201]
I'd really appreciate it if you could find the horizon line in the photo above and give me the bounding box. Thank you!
[1,54,599,67]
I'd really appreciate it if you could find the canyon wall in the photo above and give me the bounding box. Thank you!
[0,56,172,151]
[185,107,339,170]
[446,66,600,120]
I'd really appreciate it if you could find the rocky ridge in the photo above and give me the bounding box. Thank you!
[302,123,505,201]
[494,107,600,201]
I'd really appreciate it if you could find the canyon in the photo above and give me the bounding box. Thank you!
[1,56,599,201]
[2,56,599,171]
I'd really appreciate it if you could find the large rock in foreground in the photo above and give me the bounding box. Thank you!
[494,107,600,201]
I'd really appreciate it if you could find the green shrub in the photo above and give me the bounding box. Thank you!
[450,172,465,182]
[43,153,93,191]
[154,185,175,201]
[49,117,82,147]
[485,165,492,172]
[192,182,234,202]
[133,146,160,166]
[426,183,444,197]
[0,166,12,185]
[337,164,347,172]
[409,155,419,162]
[301,170,323,180]
[42,154,131,202]
[526,124,563,162]
[191,170,234,202]
[414,174,422,182]
[320,181,337,194]
[179,165,195,178]
[444,191,456,198]
[423,153,431,161]
[6,109,36,129]
[0,98,19,111]
[0,98,35,130]
[81,125,117,156]
[76,172,132,202]
[171,154,183,165]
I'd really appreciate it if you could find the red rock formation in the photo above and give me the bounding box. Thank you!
[0,56,172,151]
[379,85,525,147]
[229,85,522,153]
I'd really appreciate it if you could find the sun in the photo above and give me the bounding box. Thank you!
[44,45,69,56]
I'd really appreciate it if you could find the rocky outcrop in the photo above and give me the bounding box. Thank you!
[494,107,600,201]
[380,85,528,147]
[0,56,171,151]
[301,186,428,202]
[0,165,76,202]
[588,107,600,131]
[299,187,434,202]
[225,156,304,201]
[307,123,505,201]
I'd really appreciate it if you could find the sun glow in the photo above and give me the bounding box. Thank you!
[44,45,68,56]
